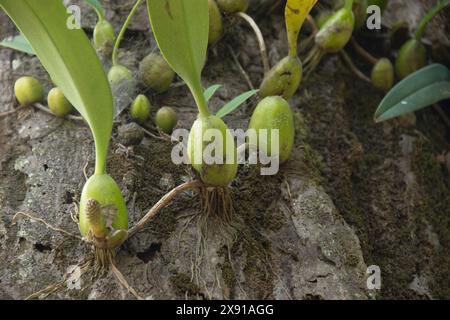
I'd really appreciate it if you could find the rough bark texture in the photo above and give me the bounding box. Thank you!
[0,0,449,299]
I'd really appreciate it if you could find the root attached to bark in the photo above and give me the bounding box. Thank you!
[189,185,238,297]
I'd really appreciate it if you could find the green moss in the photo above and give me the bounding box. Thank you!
[241,234,274,299]
[107,139,189,240]
[170,273,202,297]
[219,246,237,289]
[412,139,450,299]
[292,110,325,185]
[230,169,282,298]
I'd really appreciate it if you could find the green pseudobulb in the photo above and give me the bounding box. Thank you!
[248,96,295,163]
[187,115,238,186]
[208,0,223,44]
[93,19,115,56]
[48,87,73,117]
[79,174,128,237]
[139,53,175,93]
[14,76,44,106]
[259,56,302,99]
[315,7,355,53]
[155,106,178,134]
[108,64,133,85]
[395,39,426,80]
[371,58,394,92]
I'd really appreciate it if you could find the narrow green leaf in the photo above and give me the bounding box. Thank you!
[0,0,114,175]
[84,0,105,20]
[375,64,450,122]
[204,84,221,102]
[0,34,35,55]
[216,89,259,118]
[147,0,210,116]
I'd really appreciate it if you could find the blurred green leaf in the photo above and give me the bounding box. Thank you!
[375,64,450,122]
[147,0,210,116]
[414,0,450,40]
[216,89,259,118]
[0,34,35,55]
[204,84,221,102]
[0,0,114,174]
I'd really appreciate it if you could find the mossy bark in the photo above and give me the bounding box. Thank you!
[0,0,449,299]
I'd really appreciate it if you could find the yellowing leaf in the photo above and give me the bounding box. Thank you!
[285,0,317,57]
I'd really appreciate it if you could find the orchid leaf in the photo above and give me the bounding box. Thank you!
[147,0,210,116]
[0,0,114,174]
[374,64,450,122]
[216,89,259,118]
[204,84,221,102]
[0,34,35,55]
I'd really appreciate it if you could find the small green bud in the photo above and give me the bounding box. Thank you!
[248,96,295,163]
[93,19,115,56]
[14,76,44,106]
[79,174,128,238]
[217,0,249,13]
[371,58,394,92]
[130,94,151,123]
[187,115,238,186]
[108,65,133,85]
[208,0,223,44]
[315,7,355,53]
[155,106,178,134]
[47,87,73,117]
[259,56,302,99]
[395,39,426,80]
[139,53,175,93]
